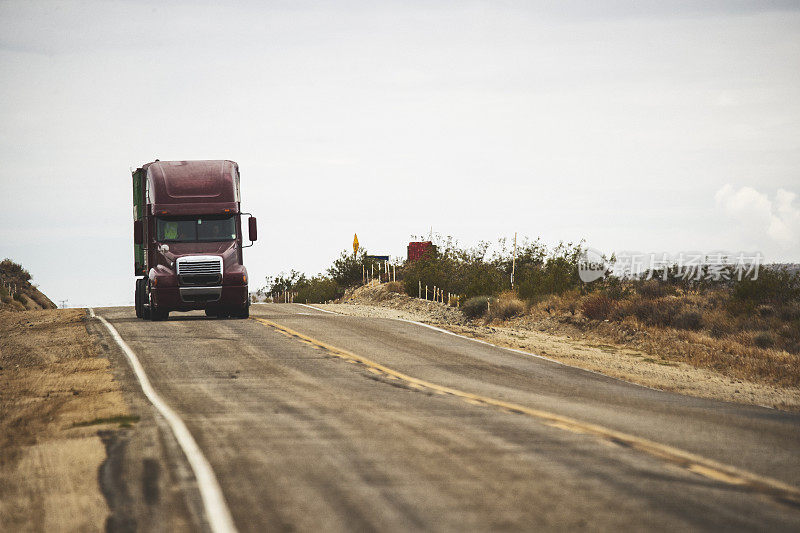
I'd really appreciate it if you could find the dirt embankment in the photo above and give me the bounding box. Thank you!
[318,283,800,412]
[0,259,57,312]
[0,309,131,531]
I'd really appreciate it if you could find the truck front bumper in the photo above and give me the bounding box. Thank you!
[152,285,248,312]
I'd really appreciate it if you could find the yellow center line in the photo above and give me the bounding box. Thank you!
[252,316,800,506]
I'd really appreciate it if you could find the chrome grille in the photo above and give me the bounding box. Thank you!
[178,261,221,275]
[177,257,222,286]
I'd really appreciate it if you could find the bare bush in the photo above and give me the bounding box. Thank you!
[581,293,616,320]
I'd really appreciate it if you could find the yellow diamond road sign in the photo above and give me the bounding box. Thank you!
[353,233,359,254]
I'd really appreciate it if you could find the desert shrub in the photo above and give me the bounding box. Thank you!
[514,241,583,299]
[703,310,731,338]
[636,280,670,299]
[778,303,800,322]
[672,310,703,330]
[0,259,32,283]
[756,305,774,318]
[581,293,616,320]
[327,250,376,288]
[403,239,505,298]
[385,281,404,293]
[293,276,340,303]
[731,268,800,308]
[599,277,632,300]
[462,296,491,319]
[629,297,682,327]
[753,331,776,349]
[13,293,27,305]
[488,291,525,320]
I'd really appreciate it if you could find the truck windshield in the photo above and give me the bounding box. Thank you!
[156,216,237,242]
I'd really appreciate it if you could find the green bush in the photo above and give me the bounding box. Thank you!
[462,296,491,319]
[13,293,27,305]
[327,249,382,288]
[294,277,340,303]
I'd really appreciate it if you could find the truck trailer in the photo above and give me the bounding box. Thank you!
[132,160,257,320]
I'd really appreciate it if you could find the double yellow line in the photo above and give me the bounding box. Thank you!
[253,316,800,507]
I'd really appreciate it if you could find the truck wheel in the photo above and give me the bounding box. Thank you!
[204,308,216,318]
[236,303,250,319]
[135,280,142,318]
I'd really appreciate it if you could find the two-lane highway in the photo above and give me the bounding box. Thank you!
[92,304,800,532]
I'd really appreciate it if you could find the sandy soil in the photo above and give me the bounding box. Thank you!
[0,309,130,532]
[317,285,800,411]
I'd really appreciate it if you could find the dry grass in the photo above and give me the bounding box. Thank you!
[385,281,405,294]
[528,291,800,389]
[0,309,129,531]
[487,291,526,321]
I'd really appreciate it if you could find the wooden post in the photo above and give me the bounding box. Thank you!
[511,231,517,289]
[419,280,421,299]
[425,285,428,300]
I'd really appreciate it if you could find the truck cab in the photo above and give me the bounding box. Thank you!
[132,160,257,320]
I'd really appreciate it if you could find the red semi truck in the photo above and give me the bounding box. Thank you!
[132,160,257,320]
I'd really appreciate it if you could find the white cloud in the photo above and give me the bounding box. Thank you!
[715,184,800,247]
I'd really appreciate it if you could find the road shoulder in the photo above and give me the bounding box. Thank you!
[0,309,129,531]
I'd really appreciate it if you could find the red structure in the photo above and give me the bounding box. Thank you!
[407,241,435,261]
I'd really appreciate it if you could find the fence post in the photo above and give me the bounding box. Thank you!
[425,285,428,300]
[419,280,421,299]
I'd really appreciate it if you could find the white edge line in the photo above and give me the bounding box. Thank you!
[296,303,338,314]
[89,308,237,533]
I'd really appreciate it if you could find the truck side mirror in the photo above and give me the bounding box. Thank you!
[248,217,258,242]
[134,220,143,243]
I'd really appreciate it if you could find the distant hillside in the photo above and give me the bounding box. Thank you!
[0,259,57,312]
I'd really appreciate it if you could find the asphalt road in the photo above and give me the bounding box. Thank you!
[91,303,800,532]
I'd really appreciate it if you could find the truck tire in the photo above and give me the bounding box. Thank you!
[135,278,146,319]
[135,280,142,318]
[236,302,250,319]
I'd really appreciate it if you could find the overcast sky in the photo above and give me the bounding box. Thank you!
[1,0,799,307]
